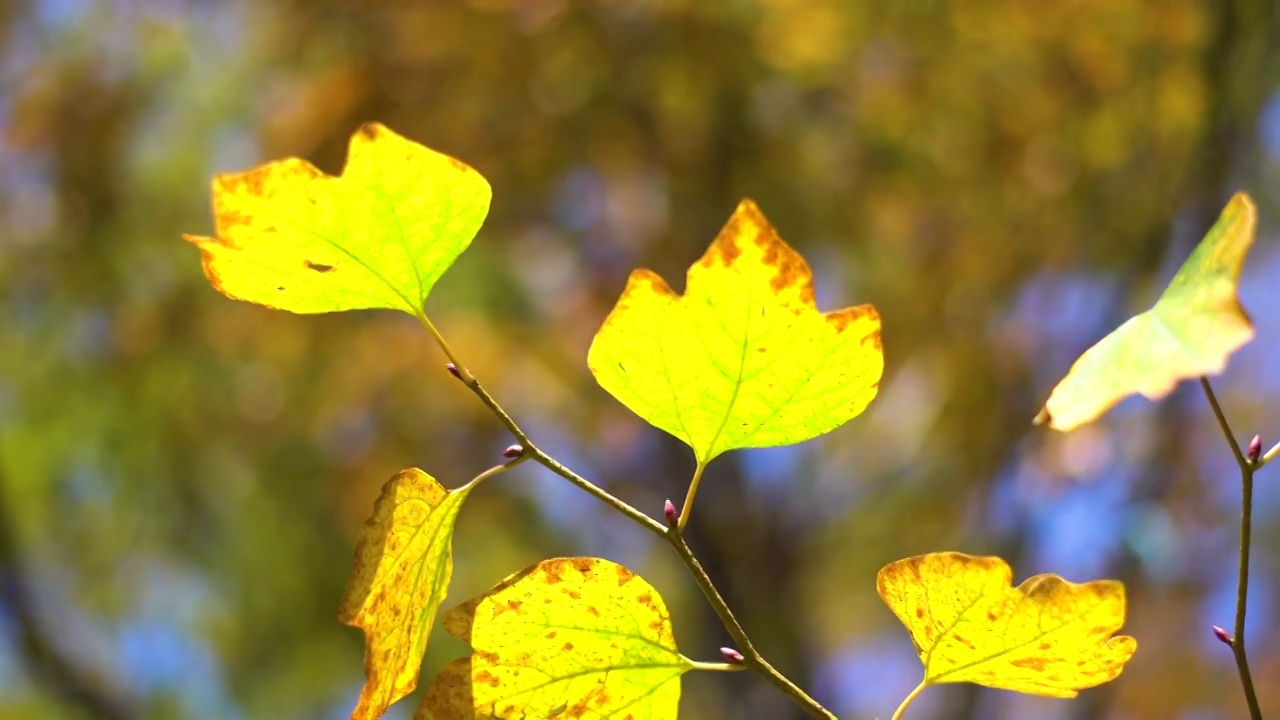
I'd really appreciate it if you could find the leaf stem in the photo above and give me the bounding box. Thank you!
[678,461,708,531]
[416,311,471,380]
[469,454,530,487]
[687,660,749,673]
[415,314,837,719]
[890,680,927,720]
[1260,440,1280,468]
[1199,377,1263,720]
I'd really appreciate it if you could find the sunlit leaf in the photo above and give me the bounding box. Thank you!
[1036,192,1256,431]
[184,122,490,315]
[877,552,1136,698]
[588,199,883,463]
[417,557,692,720]
[339,468,482,720]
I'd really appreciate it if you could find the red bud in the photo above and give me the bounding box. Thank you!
[502,444,525,459]
[720,647,744,664]
[1248,435,1262,464]
[1213,626,1233,646]
[663,499,678,527]
[445,363,462,380]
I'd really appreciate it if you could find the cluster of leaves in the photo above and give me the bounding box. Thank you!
[184,124,1263,718]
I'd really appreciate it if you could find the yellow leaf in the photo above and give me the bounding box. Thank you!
[588,199,883,464]
[877,552,1136,698]
[184,123,490,315]
[1036,192,1256,431]
[417,557,692,720]
[339,468,480,720]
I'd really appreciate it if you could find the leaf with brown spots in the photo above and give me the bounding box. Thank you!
[877,552,1136,701]
[339,468,485,720]
[588,199,883,464]
[184,122,490,315]
[416,557,693,720]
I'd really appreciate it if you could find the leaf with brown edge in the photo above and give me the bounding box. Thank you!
[588,199,883,464]
[877,552,1136,699]
[184,122,490,316]
[339,468,482,720]
[416,557,693,720]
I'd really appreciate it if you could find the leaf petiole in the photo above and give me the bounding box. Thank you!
[1259,440,1280,468]
[890,679,928,720]
[687,659,749,673]
[678,460,708,531]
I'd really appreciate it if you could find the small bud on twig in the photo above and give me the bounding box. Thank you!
[1248,435,1262,464]
[502,444,525,459]
[663,499,679,527]
[445,363,462,381]
[720,647,744,664]
[1213,625,1233,646]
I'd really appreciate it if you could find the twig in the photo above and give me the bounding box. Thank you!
[665,523,838,719]
[1199,377,1263,720]
[417,314,837,719]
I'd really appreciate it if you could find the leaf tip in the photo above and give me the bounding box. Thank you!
[355,121,387,141]
[1225,190,1257,219]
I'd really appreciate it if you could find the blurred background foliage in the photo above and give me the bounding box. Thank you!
[1,1,1279,718]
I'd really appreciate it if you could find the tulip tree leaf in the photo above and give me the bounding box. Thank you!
[877,552,1137,698]
[184,122,490,315]
[1036,192,1257,431]
[416,557,692,720]
[339,468,483,720]
[588,199,884,464]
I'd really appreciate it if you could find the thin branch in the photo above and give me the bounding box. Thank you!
[665,525,838,720]
[460,372,668,539]
[1199,377,1263,719]
[1200,377,1247,468]
[1232,461,1262,720]
[418,315,836,719]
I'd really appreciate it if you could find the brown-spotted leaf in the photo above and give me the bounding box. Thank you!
[184,123,490,315]
[588,199,883,464]
[339,468,481,720]
[877,552,1136,698]
[416,557,692,720]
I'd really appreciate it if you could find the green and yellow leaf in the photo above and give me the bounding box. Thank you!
[588,199,883,464]
[339,468,482,720]
[417,557,692,720]
[184,122,490,316]
[877,552,1136,698]
[1036,192,1256,431]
